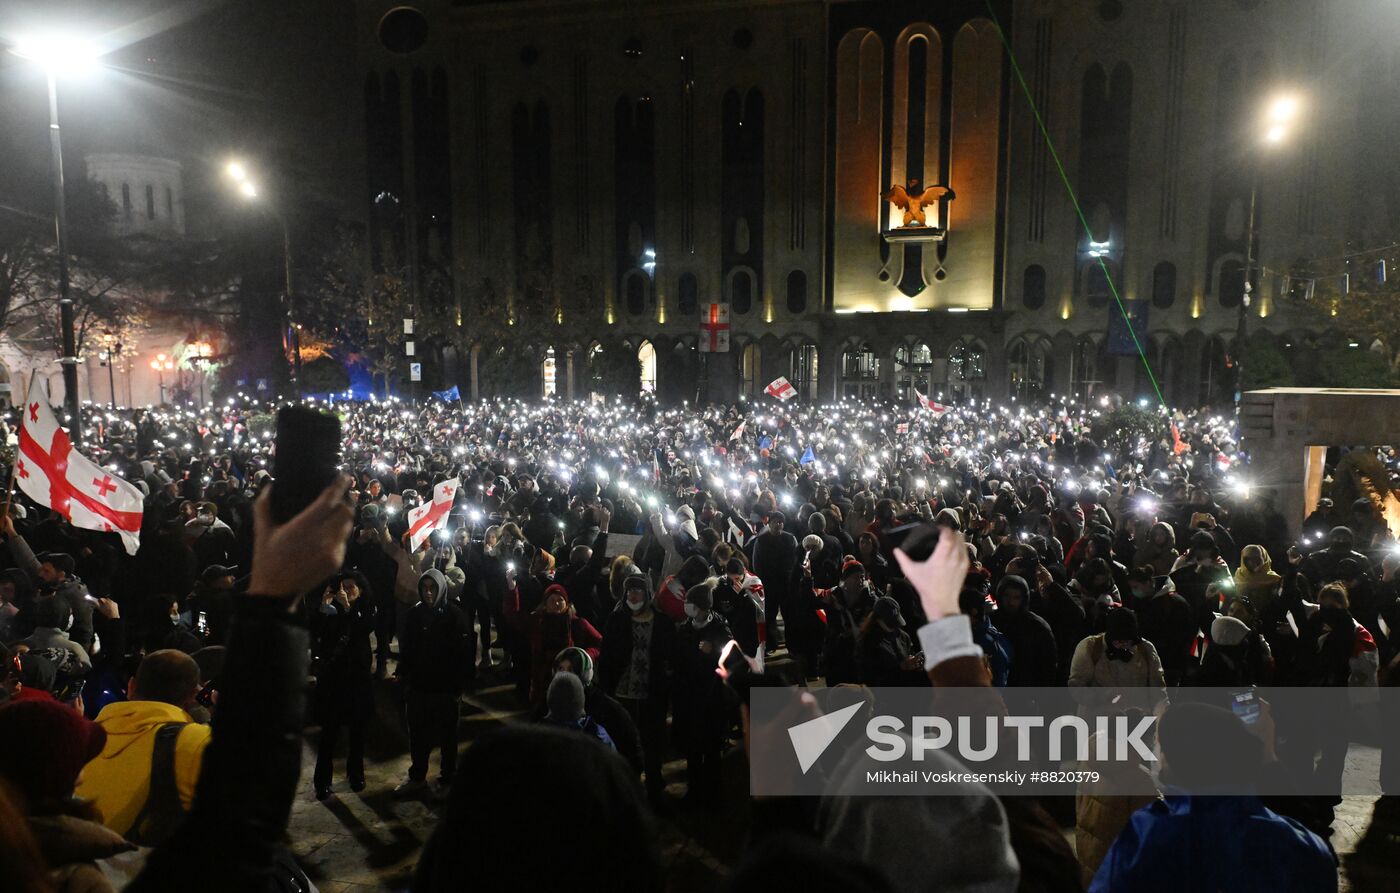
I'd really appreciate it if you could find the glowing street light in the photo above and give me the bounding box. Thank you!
[9,32,108,442]
[222,158,299,391]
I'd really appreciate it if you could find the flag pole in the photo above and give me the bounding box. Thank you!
[3,462,16,519]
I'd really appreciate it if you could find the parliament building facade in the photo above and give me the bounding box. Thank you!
[350,0,1400,406]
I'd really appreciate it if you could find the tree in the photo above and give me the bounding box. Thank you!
[1310,347,1397,389]
[1092,405,1165,456]
[1241,342,1295,390]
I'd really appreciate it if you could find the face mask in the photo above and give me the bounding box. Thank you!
[627,597,647,613]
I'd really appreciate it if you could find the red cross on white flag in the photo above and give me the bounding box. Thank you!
[764,377,797,402]
[15,379,144,555]
[698,303,730,353]
[407,477,459,552]
[914,389,950,415]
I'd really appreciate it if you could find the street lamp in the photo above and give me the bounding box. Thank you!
[149,353,174,404]
[1236,92,1301,410]
[188,339,213,406]
[9,34,104,443]
[100,329,121,409]
[224,160,300,392]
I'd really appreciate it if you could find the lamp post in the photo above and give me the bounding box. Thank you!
[149,353,174,404]
[223,161,300,394]
[188,339,212,406]
[100,329,121,409]
[10,35,101,442]
[1236,94,1300,411]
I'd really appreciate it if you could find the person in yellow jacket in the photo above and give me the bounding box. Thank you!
[75,649,212,844]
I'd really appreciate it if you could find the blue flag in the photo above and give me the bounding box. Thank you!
[433,385,461,402]
[800,446,815,465]
[758,435,773,451]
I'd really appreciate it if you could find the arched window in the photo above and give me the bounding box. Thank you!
[638,340,657,393]
[788,343,819,400]
[740,342,759,396]
[1218,258,1245,308]
[729,268,754,315]
[1086,263,1112,308]
[121,184,132,220]
[1071,337,1099,400]
[678,273,698,315]
[786,270,807,314]
[1152,261,1176,308]
[894,342,933,403]
[624,270,647,316]
[1009,338,1050,401]
[1199,336,1232,405]
[841,343,880,400]
[1023,264,1046,310]
[541,346,558,396]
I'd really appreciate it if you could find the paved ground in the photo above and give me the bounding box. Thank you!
[287,665,1400,892]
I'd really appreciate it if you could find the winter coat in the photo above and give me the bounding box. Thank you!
[713,572,765,655]
[672,615,734,746]
[597,604,677,702]
[28,812,136,893]
[1068,634,1166,715]
[818,584,875,686]
[10,534,94,652]
[856,626,925,687]
[1132,523,1178,578]
[1089,795,1336,893]
[75,701,212,840]
[1197,615,1273,686]
[1233,544,1283,612]
[311,596,378,723]
[398,569,474,694]
[1136,586,1197,679]
[991,607,1058,687]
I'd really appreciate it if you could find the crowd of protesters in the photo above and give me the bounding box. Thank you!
[0,390,1396,891]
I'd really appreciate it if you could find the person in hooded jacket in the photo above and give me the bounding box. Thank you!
[310,571,378,799]
[395,568,473,797]
[1131,522,1179,578]
[1233,544,1284,614]
[598,572,677,802]
[989,574,1058,687]
[1069,608,1166,716]
[1299,526,1373,587]
[714,556,766,657]
[672,580,734,804]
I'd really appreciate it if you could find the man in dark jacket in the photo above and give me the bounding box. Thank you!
[1132,568,1197,686]
[672,581,734,804]
[395,568,473,797]
[552,507,611,627]
[1,513,94,652]
[1299,526,1373,587]
[750,510,799,645]
[990,574,1058,687]
[598,573,676,802]
[1008,557,1086,685]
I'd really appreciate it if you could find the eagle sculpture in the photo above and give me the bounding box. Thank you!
[884,179,953,228]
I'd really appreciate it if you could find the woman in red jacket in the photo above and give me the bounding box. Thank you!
[513,584,601,705]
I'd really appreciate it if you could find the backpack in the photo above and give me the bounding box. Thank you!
[128,722,190,846]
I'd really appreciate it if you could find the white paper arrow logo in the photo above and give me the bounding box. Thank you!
[787,702,863,774]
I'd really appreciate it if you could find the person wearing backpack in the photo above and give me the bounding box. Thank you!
[76,650,211,845]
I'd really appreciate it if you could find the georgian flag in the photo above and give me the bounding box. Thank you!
[765,377,797,402]
[15,378,143,555]
[407,477,459,551]
[914,389,950,415]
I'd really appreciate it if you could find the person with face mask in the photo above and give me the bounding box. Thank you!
[816,560,877,687]
[1233,544,1283,613]
[672,580,733,805]
[598,570,677,804]
[1068,607,1166,716]
[713,557,766,658]
[394,568,473,799]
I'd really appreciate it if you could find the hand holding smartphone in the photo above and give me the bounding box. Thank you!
[271,406,343,524]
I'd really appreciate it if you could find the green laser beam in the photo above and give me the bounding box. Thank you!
[981,2,1167,408]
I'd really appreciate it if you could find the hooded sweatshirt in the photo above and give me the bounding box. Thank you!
[398,568,472,693]
[75,700,212,840]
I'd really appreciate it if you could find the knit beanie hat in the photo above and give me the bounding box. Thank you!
[0,700,107,806]
[546,671,586,723]
[554,647,594,687]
